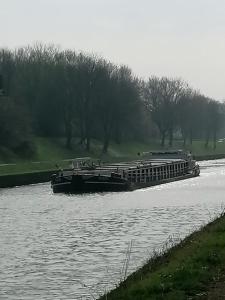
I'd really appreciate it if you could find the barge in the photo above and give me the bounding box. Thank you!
[51,150,200,193]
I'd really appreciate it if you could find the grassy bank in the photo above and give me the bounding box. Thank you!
[0,138,225,176]
[99,212,225,300]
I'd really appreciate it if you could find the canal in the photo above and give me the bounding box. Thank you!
[0,159,225,299]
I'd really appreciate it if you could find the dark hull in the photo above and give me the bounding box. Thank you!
[52,174,130,193]
[52,173,197,194]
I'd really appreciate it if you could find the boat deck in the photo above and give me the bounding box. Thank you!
[61,158,189,178]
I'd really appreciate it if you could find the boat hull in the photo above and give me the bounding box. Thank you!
[51,174,130,193]
[51,173,198,194]
[51,153,200,194]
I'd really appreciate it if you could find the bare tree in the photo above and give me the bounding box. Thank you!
[144,77,186,147]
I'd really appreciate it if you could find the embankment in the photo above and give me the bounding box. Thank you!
[0,170,56,188]
[99,213,225,300]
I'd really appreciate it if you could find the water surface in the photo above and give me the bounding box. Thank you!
[0,159,225,299]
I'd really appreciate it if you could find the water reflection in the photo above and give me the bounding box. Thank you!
[0,160,225,299]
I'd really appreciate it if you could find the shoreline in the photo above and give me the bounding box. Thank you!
[99,212,225,299]
[0,170,56,188]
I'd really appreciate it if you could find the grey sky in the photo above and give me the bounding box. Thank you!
[1,0,225,99]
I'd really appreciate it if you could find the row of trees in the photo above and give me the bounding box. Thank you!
[0,44,224,156]
[143,78,224,149]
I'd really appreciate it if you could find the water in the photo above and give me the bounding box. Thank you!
[0,159,225,299]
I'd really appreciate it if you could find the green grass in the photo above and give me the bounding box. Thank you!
[104,139,225,158]
[99,213,225,300]
[0,137,225,175]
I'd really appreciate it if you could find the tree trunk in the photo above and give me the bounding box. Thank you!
[213,130,217,150]
[114,124,122,144]
[86,134,91,152]
[79,137,85,145]
[102,136,110,153]
[64,106,72,149]
[168,128,173,147]
[85,114,91,152]
[65,120,72,149]
[181,128,186,146]
[189,129,193,145]
[102,121,112,153]
[205,131,210,148]
[161,131,166,147]
[78,120,85,145]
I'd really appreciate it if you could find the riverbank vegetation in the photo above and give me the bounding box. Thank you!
[0,43,225,165]
[99,211,225,300]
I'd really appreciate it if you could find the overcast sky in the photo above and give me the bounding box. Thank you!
[1,0,225,99]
